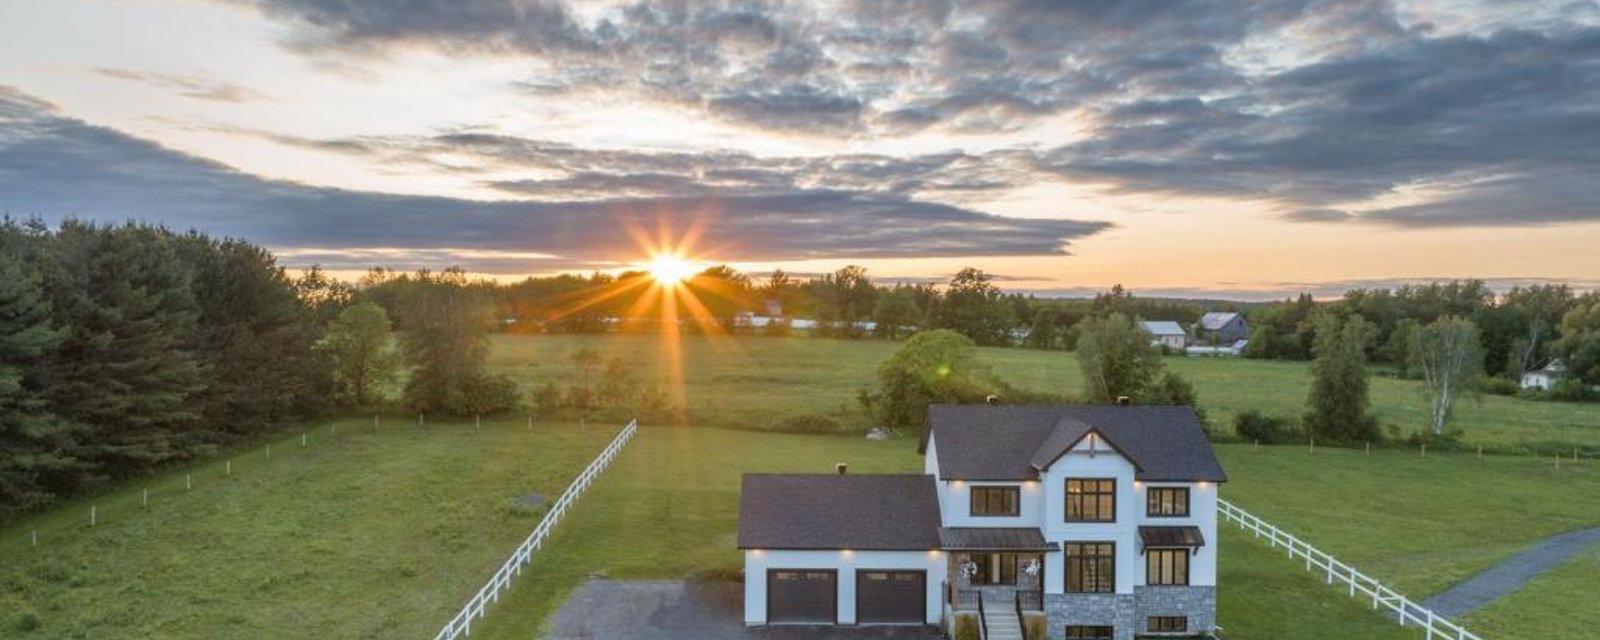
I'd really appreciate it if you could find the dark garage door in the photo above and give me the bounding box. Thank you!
[856,570,926,624]
[768,570,836,623]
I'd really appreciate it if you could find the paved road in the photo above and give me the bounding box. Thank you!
[1420,526,1600,618]
[544,579,943,640]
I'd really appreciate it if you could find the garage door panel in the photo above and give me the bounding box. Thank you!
[768,570,836,623]
[856,570,926,624]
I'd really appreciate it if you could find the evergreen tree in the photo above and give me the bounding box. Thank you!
[0,237,77,515]
[1304,314,1378,444]
[36,222,206,480]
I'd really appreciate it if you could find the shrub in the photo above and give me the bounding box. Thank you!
[1024,614,1047,640]
[1550,379,1597,402]
[955,614,980,640]
[772,413,842,434]
[1234,409,1299,444]
[1481,376,1521,397]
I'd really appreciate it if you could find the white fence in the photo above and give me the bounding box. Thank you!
[433,419,639,640]
[1217,498,1484,640]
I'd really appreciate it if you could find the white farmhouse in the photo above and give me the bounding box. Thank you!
[1520,359,1568,391]
[739,405,1225,640]
[1139,321,1188,351]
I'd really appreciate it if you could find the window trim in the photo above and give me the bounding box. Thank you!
[1145,486,1191,518]
[1148,616,1187,633]
[1145,548,1191,586]
[1065,478,1117,523]
[1064,541,1116,593]
[969,485,1021,518]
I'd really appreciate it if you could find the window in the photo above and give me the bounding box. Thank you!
[1066,478,1116,522]
[970,486,1020,517]
[1148,616,1187,632]
[1066,626,1114,640]
[1146,549,1190,586]
[1065,542,1115,593]
[1146,487,1190,517]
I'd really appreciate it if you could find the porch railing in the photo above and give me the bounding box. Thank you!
[955,588,981,611]
[1017,588,1043,611]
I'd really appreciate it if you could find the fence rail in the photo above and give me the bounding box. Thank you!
[432,419,639,640]
[1217,498,1484,640]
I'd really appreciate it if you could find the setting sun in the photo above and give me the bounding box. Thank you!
[648,255,695,285]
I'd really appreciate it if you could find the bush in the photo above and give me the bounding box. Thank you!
[1550,378,1597,402]
[1481,376,1521,397]
[955,614,980,640]
[1234,409,1299,444]
[771,413,842,434]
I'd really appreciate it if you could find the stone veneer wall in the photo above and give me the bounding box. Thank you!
[1045,587,1216,640]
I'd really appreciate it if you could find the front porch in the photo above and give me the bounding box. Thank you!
[939,528,1055,614]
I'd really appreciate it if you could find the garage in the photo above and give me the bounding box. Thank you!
[767,569,837,623]
[856,570,926,624]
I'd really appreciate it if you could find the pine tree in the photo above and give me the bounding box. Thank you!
[1304,314,1379,444]
[0,231,79,515]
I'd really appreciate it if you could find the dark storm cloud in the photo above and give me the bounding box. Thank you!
[0,87,1108,273]
[223,0,1600,228]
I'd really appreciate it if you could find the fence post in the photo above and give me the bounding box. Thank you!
[302,433,307,447]
[91,504,97,527]
[227,460,232,476]
[266,445,271,460]
[143,488,149,508]
[186,474,192,490]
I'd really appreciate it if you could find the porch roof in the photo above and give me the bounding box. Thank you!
[1139,525,1206,549]
[938,527,1056,551]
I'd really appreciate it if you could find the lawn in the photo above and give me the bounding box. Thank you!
[467,427,1599,640]
[0,419,619,639]
[489,333,1600,451]
[1464,546,1600,639]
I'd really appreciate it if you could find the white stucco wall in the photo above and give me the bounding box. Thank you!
[743,549,948,625]
[937,478,1045,528]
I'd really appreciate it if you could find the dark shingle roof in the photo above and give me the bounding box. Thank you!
[921,405,1227,483]
[939,527,1056,551]
[737,474,942,550]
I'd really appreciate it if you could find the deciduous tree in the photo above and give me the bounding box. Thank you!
[1304,314,1378,444]
[1412,316,1484,435]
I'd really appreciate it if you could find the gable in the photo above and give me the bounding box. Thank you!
[924,405,1227,482]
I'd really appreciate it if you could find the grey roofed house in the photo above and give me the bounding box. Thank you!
[736,474,942,550]
[918,404,1227,482]
[1140,320,1185,337]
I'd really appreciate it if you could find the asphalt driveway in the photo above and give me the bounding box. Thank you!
[544,579,944,640]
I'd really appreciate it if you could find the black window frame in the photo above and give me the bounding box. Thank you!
[1148,616,1187,632]
[1145,548,1190,586]
[1066,478,1117,523]
[969,485,1021,517]
[1065,542,1116,593]
[1065,625,1114,640]
[1145,486,1190,518]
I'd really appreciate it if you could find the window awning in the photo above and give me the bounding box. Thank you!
[1139,526,1206,551]
[939,527,1058,551]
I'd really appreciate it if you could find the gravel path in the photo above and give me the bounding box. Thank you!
[1420,527,1600,618]
[544,579,942,640]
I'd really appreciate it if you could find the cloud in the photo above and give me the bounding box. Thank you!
[93,68,269,103]
[0,86,1109,273]
[218,0,1600,228]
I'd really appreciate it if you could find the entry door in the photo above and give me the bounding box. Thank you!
[856,570,926,624]
[768,570,836,623]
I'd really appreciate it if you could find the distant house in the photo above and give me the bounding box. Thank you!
[1139,321,1188,351]
[1521,359,1568,391]
[1196,312,1249,345]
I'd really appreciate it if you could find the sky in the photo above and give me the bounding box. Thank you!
[2,0,1598,300]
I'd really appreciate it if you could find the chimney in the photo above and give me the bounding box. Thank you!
[836,463,848,475]
[1115,396,1131,406]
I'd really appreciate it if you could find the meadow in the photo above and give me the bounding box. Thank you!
[3,333,1596,639]
[489,333,1600,451]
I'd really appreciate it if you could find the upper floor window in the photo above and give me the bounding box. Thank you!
[1066,478,1116,522]
[1146,487,1190,518]
[1146,548,1190,586]
[970,486,1020,517]
[1065,542,1116,593]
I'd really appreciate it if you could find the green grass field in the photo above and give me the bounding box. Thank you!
[0,419,618,639]
[488,333,1600,450]
[4,333,1596,639]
